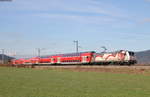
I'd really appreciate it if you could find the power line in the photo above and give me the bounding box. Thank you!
[101,46,107,53]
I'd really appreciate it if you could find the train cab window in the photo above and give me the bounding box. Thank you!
[129,52,134,56]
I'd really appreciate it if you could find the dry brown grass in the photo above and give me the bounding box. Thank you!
[33,65,150,75]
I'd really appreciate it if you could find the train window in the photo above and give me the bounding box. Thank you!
[129,52,134,56]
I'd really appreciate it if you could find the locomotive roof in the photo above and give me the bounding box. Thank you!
[97,50,135,54]
[97,50,125,54]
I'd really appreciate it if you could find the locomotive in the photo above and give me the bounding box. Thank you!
[11,50,136,65]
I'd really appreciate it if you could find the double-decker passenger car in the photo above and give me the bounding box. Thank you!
[59,51,95,64]
[37,51,95,65]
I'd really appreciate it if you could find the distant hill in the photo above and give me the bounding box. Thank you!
[0,54,15,64]
[0,54,14,60]
[135,50,150,64]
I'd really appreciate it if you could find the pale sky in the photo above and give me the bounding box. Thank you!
[0,0,150,57]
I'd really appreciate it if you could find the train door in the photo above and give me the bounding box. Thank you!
[57,57,60,64]
[51,58,54,64]
[82,56,87,63]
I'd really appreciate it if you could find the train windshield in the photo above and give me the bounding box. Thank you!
[129,52,135,56]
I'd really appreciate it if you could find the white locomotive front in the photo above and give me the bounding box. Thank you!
[94,50,136,65]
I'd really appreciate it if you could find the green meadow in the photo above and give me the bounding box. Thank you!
[0,67,150,97]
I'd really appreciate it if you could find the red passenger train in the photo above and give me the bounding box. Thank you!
[11,50,137,65]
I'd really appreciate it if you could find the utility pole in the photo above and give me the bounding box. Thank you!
[37,48,40,57]
[73,40,79,53]
[37,48,45,57]
[1,49,5,64]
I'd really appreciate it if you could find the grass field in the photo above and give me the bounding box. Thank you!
[0,67,150,97]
